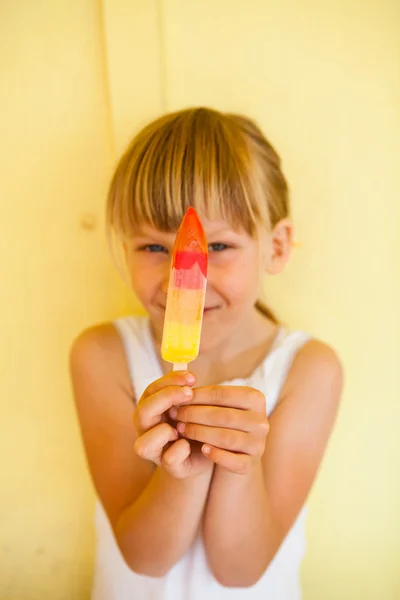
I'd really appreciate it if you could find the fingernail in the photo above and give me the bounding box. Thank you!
[169,407,177,419]
[202,445,211,455]
[177,422,185,434]
[185,373,196,384]
[183,386,193,397]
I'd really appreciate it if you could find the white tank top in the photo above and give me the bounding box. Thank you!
[91,316,311,600]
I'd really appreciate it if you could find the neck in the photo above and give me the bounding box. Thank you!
[151,307,279,386]
[194,309,278,385]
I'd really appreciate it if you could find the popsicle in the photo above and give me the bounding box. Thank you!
[161,207,208,371]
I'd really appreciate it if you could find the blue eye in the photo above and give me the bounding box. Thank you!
[140,244,168,253]
[208,243,230,252]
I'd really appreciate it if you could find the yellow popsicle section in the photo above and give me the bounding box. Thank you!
[161,284,206,363]
[162,320,204,363]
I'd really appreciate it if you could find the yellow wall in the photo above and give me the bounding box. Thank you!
[1,1,399,598]
[0,1,126,597]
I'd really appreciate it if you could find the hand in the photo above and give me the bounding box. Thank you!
[168,386,269,475]
[133,371,214,479]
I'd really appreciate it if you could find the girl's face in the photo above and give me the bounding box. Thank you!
[123,217,285,354]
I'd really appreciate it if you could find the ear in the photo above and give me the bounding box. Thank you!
[265,219,293,275]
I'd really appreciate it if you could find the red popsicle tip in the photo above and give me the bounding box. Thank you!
[178,208,208,252]
[172,208,208,277]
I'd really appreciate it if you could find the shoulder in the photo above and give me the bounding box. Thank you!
[70,322,124,367]
[279,337,343,410]
[69,322,134,401]
[290,337,342,381]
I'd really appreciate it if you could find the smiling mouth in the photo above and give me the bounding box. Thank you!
[158,305,219,313]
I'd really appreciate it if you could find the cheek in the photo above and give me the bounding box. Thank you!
[129,270,146,297]
[212,261,260,304]
[229,275,259,303]
[126,260,158,301]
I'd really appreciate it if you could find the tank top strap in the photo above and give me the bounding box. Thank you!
[258,328,312,416]
[114,316,162,402]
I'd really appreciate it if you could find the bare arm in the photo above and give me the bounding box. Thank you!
[204,460,275,587]
[175,340,343,586]
[115,465,212,576]
[70,324,212,577]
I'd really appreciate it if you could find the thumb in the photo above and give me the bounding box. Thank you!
[161,438,192,477]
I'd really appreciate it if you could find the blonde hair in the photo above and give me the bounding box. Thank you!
[107,107,290,323]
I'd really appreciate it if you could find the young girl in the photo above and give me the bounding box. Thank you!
[70,107,342,599]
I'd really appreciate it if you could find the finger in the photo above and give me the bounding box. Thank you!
[171,405,269,433]
[135,385,194,433]
[161,438,191,470]
[134,422,178,462]
[189,386,266,412]
[202,445,254,474]
[141,371,196,401]
[177,423,264,456]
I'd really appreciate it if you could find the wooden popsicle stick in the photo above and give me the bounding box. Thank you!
[173,363,188,372]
